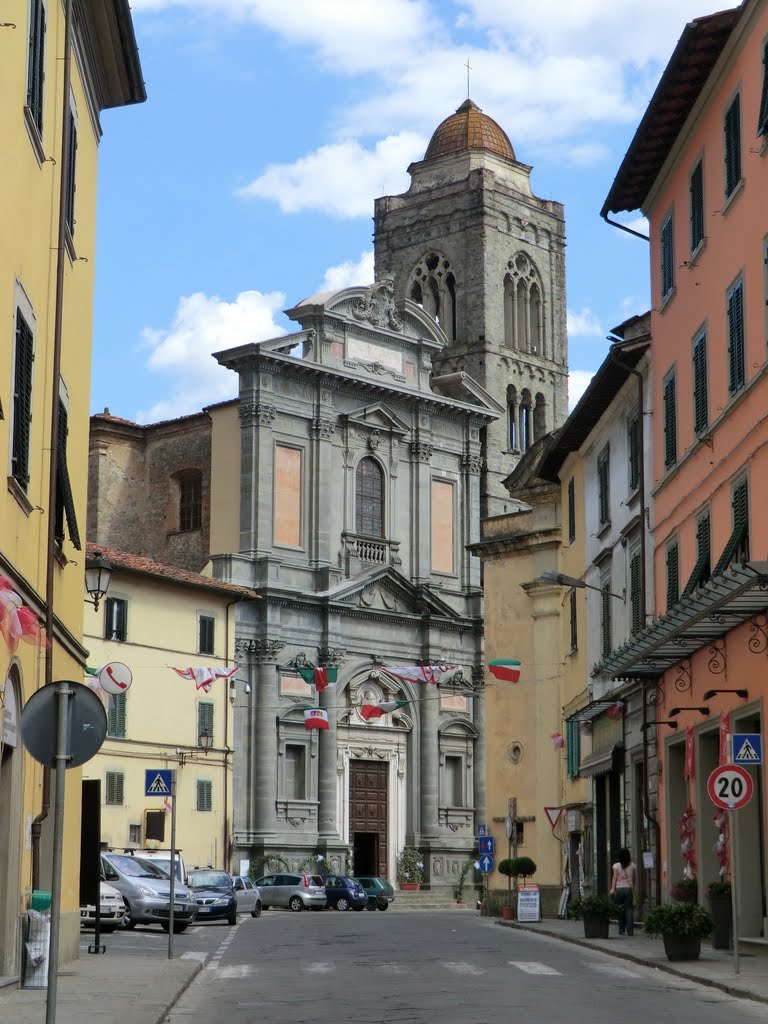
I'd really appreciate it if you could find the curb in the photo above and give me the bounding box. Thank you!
[497,920,768,1007]
[152,960,203,1024]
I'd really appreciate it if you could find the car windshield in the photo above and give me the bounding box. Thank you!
[147,858,184,881]
[188,871,231,888]
[107,855,167,879]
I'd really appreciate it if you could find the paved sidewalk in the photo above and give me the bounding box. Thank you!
[499,916,768,1005]
[0,954,201,1024]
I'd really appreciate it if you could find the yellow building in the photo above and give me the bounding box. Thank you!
[0,2,144,973]
[82,546,252,872]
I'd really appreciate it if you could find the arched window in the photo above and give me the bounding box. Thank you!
[521,389,533,451]
[507,384,518,450]
[503,252,546,355]
[409,252,459,343]
[355,458,384,537]
[534,393,547,440]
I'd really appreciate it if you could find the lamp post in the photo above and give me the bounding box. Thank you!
[668,707,710,717]
[540,570,624,601]
[198,729,214,753]
[84,551,112,611]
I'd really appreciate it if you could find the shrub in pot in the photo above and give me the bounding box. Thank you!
[569,895,619,939]
[497,859,517,918]
[643,901,713,961]
[705,881,732,950]
[669,877,698,903]
[397,847,424,889]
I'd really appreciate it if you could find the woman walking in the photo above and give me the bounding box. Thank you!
[609,848,636,935]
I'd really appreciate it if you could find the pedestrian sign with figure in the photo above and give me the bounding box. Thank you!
[733,733,762,765]
[145,769,172,796]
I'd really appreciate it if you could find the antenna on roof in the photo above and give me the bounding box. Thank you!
[465,57,472,98]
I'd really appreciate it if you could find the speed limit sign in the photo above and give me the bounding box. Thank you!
[707,763,754,810]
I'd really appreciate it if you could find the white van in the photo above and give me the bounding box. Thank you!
[139,849,187,883]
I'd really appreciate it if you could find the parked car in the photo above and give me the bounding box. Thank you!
[322,875,367,911]
[138,849,187,883]
[253,872,326,912]
[231,875,262,917]
[101,853,198,932]
[356,876,395,911]
[186,869,239,925]
[80,881,126,932]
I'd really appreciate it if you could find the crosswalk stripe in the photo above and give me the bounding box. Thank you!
[180,951,208,963]
[374,962,412,974]
[588,963,642,978]
[442,961,485,975]
[508,961,562,975]
[214,965,253,979]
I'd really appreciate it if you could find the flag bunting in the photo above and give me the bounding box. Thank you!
[487,659,522,683]
[381,663,456,685]
[172,666,238,692]
[297,663,338,693]
[304,708,329,731]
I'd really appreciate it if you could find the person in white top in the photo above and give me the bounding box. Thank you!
[609,847,637,935]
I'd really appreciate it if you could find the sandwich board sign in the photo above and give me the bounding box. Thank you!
[517,885,541,922]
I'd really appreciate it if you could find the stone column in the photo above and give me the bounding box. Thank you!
[472,669,486,826]
[410,427,433,584]
[247,638,284,838]
[317,646,345,840]
[238,397,276,557]
[419,684,439,843]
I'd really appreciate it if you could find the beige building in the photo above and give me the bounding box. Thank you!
[82,544,253,871]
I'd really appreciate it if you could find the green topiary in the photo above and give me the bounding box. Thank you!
[397,847,424,884]
[569,894,621,920]
[643,901,713,939]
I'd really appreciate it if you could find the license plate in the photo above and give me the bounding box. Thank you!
[99,909,115,917]
[173,905,186,912]
[198,906,210,913]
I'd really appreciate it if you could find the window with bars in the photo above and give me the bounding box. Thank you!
[128,823,142,845]
[566,718,581,779]
[713,478,749,575]
[197,702,214,746]
[663,370,677,469]
[107,693,126,738]
[627,414,640,493]
[105,771,124,806]
[26,0,46,135]
[198,614,215,656]
[104,597,128,641]
[64,108,77,236]
[682,512,711,598]
[760,41,768,137]
[284,744,306,800]
[597,447,610,528]
[692,332,708,435]
[569,588,578,652]
[660,213,674,299]
[196,780,213,812]
[12,308,34,489]
[600,576,613,658]
[567,477,576,543]
[666,540,680,609]
[179,473,202,532]
[355,457,384,537]
[629,548,642,635]
[724,94,742,198]
[54,400,81,549]
[727,280,745,396]
[690,160,704,252]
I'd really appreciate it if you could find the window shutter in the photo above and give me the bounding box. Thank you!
[26,0,45,133]
[712,480,749,575]
[661,215,674,297]
[630,551,642,634]
[689,161,704,252]
[65,112,77,234]
[724,95,742,197]
[627,415,640,492]
[196,780,213,812]
[107,693,127,738]
[199,615,215,655]
[55,402,82,549]
[106,772,124,806]
[663,372,677,468]
[727,283,745,395]
[692,334,708,434]
[566,719,580,780]
[197,702,214,744]
[666,542,679,608]
[567,478,576,543]
[759,42,768,137]
[105,597,128,641]
[601,582,612,658]
[569,588,578,651]
[12,310,34,488]
[598,450,610,526]
[682,515,711,598]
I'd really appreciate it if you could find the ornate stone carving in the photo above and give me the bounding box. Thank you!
[239,402,276,427]
[462,454,483,475]
[367,429,382,452]
[351,278,403,332]
[311,417,336,439]
[236,638,286,661]
[410,441,433,463]
[317,646,346,667]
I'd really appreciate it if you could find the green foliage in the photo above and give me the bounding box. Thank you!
[343,848,354,875]
[498,856,537,882]
[397,847,424,884]
[643,901,713,939]
[569,894,621,920]
[670,877,698,901]
[705,880,731,898]
[453,860,476,902]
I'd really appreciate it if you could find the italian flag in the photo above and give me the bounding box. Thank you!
[488,659,522,683]
[304,708,329,731]
[297,664,337,693]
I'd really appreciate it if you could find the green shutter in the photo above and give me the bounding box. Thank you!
[759,42,768,137]
[197,702,214,744]
[106,772,124,806]
[712,480,749,575]
[107,693,127,738]
[661,215,674,297]
[689,161,704,252]
[55,402,82,549]
[666,542,680,607]
[724,95,742,197]
[105,597,127,641]
[199,616,215,655]
[197,780,213,812]
[663,372,677,468]
[727,282,745,395]
[601,581,612,658]
[12,310,34,487]
[628,415,640,492]
[65,111,77,234]
[598,449,610,526]
[692,334,708,435]
[567,477,576,543]
[26,0,45,134]
[682,515,711,598]
[566,719,581,780]
[630,551,642,634]
[569,588,578,651]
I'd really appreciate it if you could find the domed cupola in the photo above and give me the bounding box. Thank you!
[424,99,515,162]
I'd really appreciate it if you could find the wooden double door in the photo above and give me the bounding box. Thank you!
[349,760,388,878]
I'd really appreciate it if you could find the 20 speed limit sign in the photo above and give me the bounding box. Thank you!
[707,764,754,810]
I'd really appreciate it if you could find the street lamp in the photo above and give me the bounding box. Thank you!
[84,550,112,611]
[540,570,624,600]
[668,706,710,717]
[198,729,214,753]
[640,720,678,732]
[702,689,748,700]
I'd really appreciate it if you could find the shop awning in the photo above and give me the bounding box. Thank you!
[598,561,768,680]
[579,744,624,779]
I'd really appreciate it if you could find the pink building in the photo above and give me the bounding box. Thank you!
[601,0,768,943]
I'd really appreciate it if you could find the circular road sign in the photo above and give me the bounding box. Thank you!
[99,661,133,695]
[707,763,754,810]
[21,681,107,769]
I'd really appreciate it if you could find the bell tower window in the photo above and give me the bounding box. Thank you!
[409,253,458,342]
[504,252,545,356]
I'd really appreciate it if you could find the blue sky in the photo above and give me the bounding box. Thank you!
[92,0,739,423]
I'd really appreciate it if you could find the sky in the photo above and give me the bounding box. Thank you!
[91,0,740,424]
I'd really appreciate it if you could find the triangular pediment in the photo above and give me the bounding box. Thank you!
[431,371,504,414]
[324,566,459,619]
[343,402,410,436]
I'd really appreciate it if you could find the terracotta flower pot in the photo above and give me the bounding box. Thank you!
[400,882,419,891]
[501,906,515,921]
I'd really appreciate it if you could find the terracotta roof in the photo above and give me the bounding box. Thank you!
[425,99,515,161]
[91,409,211,431]
[86,543,257,599]
[601,7,741,215]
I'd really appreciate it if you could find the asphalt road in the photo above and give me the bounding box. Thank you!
[93,909,766,1024]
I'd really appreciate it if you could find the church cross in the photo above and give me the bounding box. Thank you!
[465,58,472,98]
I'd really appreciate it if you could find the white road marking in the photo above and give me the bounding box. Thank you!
[442,961,486,975]
[206,922,240,970]
[373,962,412,974]
[508,961,562,975]
[212,965,253,979]
[588,963,642,978]
[305,962,336,974]
[180,951,208,963]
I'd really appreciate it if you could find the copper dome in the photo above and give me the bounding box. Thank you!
[424,99,515,162]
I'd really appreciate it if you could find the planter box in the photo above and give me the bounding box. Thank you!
[709,894,732,950]
[662,934,701,961]
[582,912,610,939]
[400,882,419,891]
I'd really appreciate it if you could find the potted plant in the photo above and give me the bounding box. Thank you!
[497,859,517,920]
[643,901,713,960]
[453,860,475,906]
[669,877,698,903]
[397,847,424,890]
[569,894,619,939]
[705,880,732,950]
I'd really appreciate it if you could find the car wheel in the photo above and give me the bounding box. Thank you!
[227,913,237,926]
[336,897,350,912]
[366,899,377,911]
[122,906,137,929]
[377,902,389,911]
[251,902,262,919]
[289,896,304,912]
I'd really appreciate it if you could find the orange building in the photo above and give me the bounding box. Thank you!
[601,0,768,943]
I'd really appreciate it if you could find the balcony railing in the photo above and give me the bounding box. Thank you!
[342,532,401,574]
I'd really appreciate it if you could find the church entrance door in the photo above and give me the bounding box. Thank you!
[349,760,388,877]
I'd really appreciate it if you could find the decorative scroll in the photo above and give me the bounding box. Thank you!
[674,659,692,693]
[707,637,726,675]
[647,682,665,708]
[748,612,768,655]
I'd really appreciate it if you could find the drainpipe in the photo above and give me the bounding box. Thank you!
[32,0,74,891]
[601,211,650,242]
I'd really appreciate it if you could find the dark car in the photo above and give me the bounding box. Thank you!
[186,869,238,925]
[322,875,367,911]
[356,876,395,911]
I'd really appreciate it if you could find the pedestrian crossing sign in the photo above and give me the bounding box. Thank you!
[145,769,173,796]
[733,733,762,765]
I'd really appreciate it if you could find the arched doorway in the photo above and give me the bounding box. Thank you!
[0,666,24,975]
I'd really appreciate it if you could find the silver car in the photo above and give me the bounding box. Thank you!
[101,853,198,933]
[254,872,326,912]
[231,875,262,917]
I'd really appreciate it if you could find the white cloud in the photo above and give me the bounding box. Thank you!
[617,216,650,237]
[569,369,595,410]
[137,290,287,422]
[320,251,375,291]
[236,133,423,218]
[567,307,604,339]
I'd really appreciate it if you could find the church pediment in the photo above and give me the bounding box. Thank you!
[326,566,460,620]
[343,402,410,437]
[431,371,504,414]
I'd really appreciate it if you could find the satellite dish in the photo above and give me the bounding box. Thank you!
[21,681,107,769]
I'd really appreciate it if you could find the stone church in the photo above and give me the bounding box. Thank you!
[88,100,568,894]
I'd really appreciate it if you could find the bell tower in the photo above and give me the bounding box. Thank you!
[374,99,568,514]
